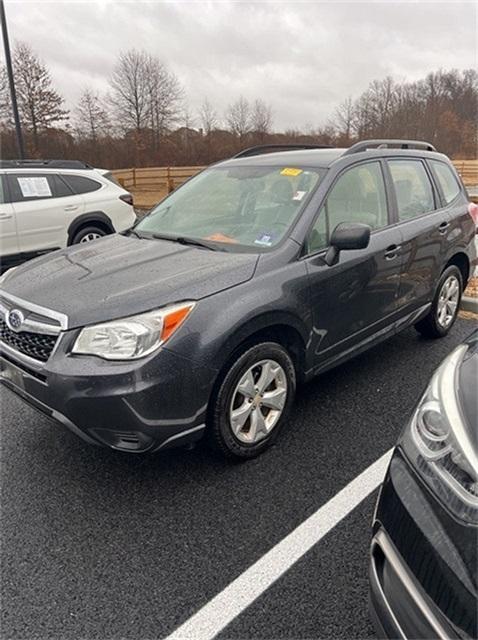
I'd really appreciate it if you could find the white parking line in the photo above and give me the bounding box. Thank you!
[166,448,394,640]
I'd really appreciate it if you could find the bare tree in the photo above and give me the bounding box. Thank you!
[198,97,218,135]
[109,48,183,151]
[109,49,151,132]
[332,96,355,142]
[250,99,273,141]
[0,66,10,125]
[74,88,110,141]
[225,96,251,141]
[147,56,183,145]
[13,42,69,151]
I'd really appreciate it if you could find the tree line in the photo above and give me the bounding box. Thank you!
[0,42,476,168]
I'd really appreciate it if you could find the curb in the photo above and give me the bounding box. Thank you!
[461,296,478,314]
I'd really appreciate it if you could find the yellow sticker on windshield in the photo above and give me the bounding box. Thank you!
[280,167,303,177]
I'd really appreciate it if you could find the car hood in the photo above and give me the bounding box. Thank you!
[1,234,259,328]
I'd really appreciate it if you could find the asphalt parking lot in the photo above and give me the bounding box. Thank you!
[1,318,475,640]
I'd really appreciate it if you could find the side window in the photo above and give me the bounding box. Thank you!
[7,174,73,202]
[388,160,435,220]
[430,160,461,205]
[0,176,5,204]
[307,161,388,254]
[62,174,102,194]
[8,174,54,203]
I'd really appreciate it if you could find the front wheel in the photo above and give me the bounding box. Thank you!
[208,342,296,460]
[415,265,463,338]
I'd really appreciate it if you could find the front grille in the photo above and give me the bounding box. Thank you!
[0,319,58,362]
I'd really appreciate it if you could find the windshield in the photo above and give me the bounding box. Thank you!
[136,165,324,251]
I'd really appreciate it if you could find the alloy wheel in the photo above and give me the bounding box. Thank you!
[229,359,288,444]
[80,232,102,243]
[437,275,460,328]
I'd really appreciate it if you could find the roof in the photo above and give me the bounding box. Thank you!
[220,148,347,169]
[219,145,449,170]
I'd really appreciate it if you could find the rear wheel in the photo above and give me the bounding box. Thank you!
[72,225,106,244]
[208,341,296,460]
[415,265,462,338]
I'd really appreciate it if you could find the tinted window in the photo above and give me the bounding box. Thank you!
[7,173,74,203]
[308,161,388,253]
[0,176,5,204]
[389,160,435,220]
[430,161,460,204]
[62,174,102,194]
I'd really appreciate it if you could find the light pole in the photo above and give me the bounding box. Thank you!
[0,0,25,159]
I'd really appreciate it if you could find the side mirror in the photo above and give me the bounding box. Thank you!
[325,222,371,266]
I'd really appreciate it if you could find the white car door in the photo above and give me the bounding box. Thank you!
[0,173,19,261]
[7,173,85,254]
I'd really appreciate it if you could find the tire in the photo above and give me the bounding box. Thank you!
[415,265,463,339]
[72,225,106,244]
[208,341,296,460]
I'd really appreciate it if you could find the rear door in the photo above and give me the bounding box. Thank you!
[7,173,85,254]
[0,173,19,261]
[386,158,449,312]
[304,160,403,363]
[427,159,474,262]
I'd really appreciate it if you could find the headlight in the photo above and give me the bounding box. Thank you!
[72,302,195,360]
[400,344,478,524]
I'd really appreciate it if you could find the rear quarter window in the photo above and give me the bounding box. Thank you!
[102,171,122,187]
[61,174,102,194]
[430,160,461,205]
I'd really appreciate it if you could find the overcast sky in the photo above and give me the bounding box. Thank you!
[5,0,477,130]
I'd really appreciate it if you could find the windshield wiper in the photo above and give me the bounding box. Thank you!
[127,228,145,239]
[151,233,223,251]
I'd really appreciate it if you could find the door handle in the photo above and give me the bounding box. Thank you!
[384,244,401,260]
[64,205,78,212]
[0,212,12,220]
[438,221,450,235]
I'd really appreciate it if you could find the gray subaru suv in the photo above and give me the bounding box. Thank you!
[0,140,476,459]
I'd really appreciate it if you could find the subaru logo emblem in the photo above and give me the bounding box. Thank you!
[6,309,24,332]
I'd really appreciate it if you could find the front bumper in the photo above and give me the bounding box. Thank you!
[0,343,216,452]
[370,450,477,639]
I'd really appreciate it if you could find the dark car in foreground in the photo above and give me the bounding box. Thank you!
[370,330,477,639]
[0,139,476,459]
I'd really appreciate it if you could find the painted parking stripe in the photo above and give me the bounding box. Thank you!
[166,448,394,640]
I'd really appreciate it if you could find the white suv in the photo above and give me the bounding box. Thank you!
[0,160,137,269]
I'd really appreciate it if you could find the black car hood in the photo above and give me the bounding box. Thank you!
[2,234,258,328]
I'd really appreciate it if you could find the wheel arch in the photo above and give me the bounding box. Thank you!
[443,252,470,288]
[212,313,309,388]
[67,211,115,245]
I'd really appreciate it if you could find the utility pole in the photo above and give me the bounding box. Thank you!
[0,0,25,158]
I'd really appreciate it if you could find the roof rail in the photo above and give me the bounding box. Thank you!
[343,139,436,156]
[0,159,94,169]
[233,144,332,159]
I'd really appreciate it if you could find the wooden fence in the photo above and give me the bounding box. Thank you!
[113,166,206,193]
[113,160,478,195]
[452,159,478,187]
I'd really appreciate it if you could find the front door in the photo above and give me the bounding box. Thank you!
[0,174,19,264]
[305,160,402,366]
